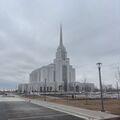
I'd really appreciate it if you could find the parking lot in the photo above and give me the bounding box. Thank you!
[0,100,84,120]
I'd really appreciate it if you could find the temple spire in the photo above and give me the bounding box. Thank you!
[60,24,63,46]
[56,24,67,60]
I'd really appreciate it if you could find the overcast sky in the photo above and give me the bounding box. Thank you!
[0,0,120,89]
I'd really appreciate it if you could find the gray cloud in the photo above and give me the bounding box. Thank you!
[0,0,120,89]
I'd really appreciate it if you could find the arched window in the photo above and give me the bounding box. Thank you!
[47,87,49,92]
[76,85,79,92]
[50,86,52,91]
[40,87,42,92]
[59,85,62,91]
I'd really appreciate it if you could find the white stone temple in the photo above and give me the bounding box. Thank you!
[18,25,76,93]
[18,26,95,94]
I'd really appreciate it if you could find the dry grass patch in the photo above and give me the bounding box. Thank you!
[24,95,120,115]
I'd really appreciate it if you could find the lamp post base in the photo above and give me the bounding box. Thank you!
[101,109,105,112]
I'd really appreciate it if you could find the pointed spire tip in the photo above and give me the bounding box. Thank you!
[60,24,63,46]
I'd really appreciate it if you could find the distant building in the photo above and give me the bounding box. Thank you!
[18,26,95,94]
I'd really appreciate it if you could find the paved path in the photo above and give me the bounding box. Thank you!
[0,96,24,102]
[0,96,84,120]
[23,97,120,120]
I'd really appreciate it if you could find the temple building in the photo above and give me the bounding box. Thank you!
[18,26,95,94]
[18,25,76,93]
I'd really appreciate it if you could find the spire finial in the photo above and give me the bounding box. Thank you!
[60,24,63,46]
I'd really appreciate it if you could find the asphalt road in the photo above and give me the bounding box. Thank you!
[0,101,84,120]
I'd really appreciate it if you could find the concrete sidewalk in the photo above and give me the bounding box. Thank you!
[23,98,119,120]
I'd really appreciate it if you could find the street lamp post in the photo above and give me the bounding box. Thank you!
[74,82,76,99]
[116,81,120,100]
[96,63,105,112]
[44,78,47,101]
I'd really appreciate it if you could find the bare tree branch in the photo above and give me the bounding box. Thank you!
[115,66,120,83]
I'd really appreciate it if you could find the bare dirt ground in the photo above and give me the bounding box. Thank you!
[24,95,120,115]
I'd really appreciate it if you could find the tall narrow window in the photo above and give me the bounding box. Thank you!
[54,70,55,82]
[62,65,67,91]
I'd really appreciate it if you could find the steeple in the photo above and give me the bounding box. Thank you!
[55,25,67,60]
[60,24,63,47]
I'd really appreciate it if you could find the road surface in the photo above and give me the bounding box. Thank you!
[0,96,84,120]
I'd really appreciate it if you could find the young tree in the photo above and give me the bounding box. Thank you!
[84,78,89,105]
[115,66,120,83]
[115,66,120,100]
